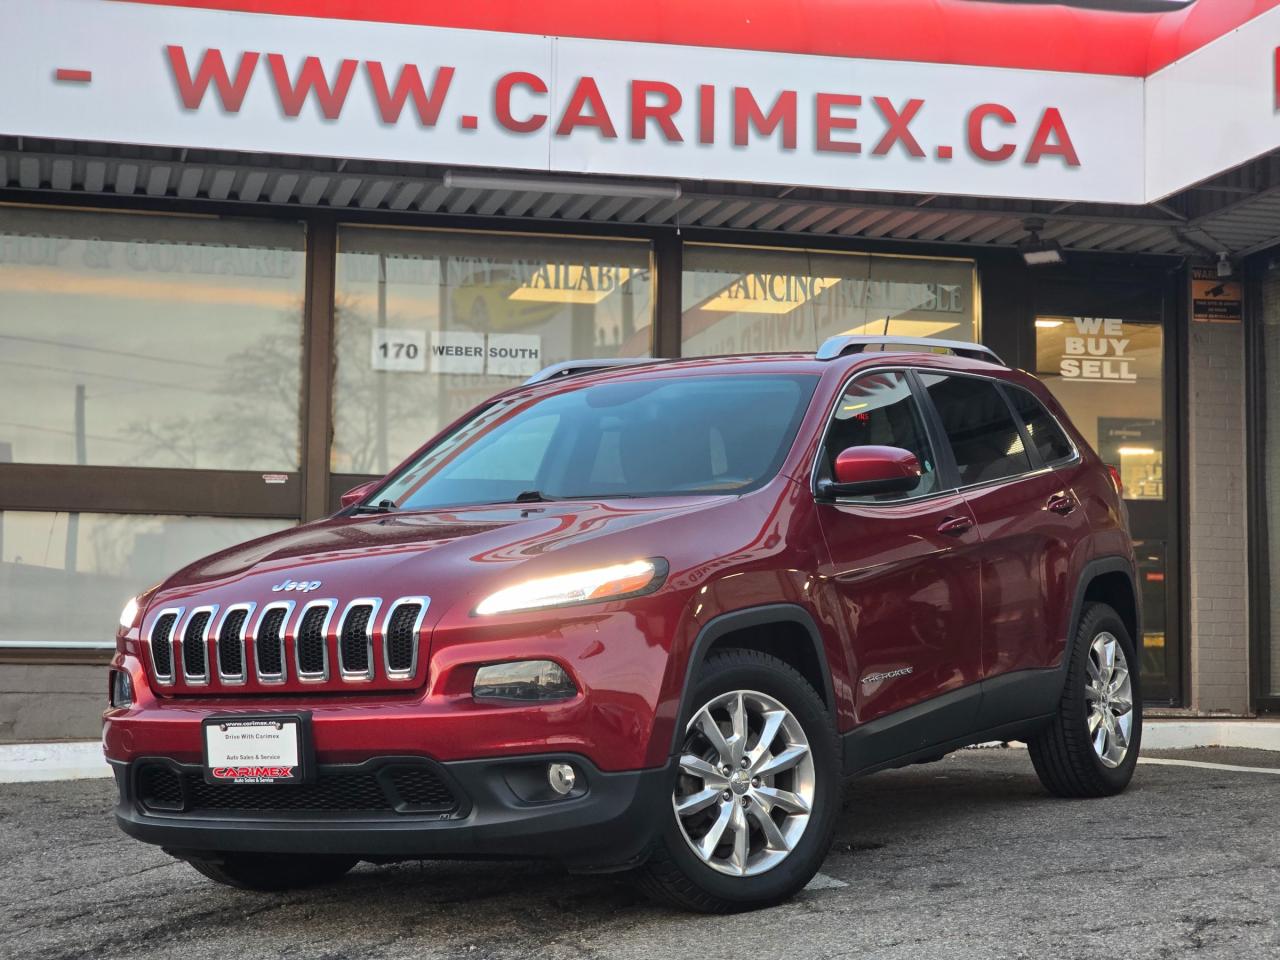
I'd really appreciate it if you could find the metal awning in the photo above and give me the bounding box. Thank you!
[4,136,1279,261]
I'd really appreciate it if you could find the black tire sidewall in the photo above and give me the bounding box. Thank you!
[1070,603,1143,790]
[656,652,841,907]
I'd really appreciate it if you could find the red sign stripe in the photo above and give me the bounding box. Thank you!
[113,0,1280,78]
[54,68,93,83]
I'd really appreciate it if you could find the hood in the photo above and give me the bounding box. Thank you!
[148,495,735,615]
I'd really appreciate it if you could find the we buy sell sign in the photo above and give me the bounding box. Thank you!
[3,0,1280,204]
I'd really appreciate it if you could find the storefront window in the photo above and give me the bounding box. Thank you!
[0,511,294,648]
[0,207,306,471]
[680,245,978,357]
[332,227,654,475]
[1034,316,1164,500]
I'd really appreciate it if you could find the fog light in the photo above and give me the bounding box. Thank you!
[548,762,576,796]
[109,670,133,708]
[472,660,577,701]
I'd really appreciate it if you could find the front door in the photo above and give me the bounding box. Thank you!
[814,370,984,731]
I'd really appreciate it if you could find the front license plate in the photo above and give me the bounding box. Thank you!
[203,715,309,785]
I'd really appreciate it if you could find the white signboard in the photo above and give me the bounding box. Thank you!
[371,328,426,372]
[0,0,1144,204]
[429,330,486,374]
[487,334,542,377]
[1145,5,1280,200]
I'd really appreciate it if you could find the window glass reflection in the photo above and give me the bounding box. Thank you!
[680,244,977,357]
[1034,316,1164,500]
[332,227,654,475]
[0,512,295,647]
[1133,539,1168,683]
[0,208,306,471]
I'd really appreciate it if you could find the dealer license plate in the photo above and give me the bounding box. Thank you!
[203,716,306,785]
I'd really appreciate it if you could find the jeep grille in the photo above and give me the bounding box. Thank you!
[144,596,429,693]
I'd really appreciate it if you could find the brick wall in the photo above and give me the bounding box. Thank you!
[1186,316,1251,714]
[0,664,104,741]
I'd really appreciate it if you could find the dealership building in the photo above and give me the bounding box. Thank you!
[3,0,1280,739]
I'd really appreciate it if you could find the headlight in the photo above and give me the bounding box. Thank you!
[473,559,666,616]
[473,660,577,702]
[118,596,141,630]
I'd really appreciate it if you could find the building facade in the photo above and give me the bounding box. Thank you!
[2,0,1280,739]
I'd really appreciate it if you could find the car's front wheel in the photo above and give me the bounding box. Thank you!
[634,649,841,912]
[180,852,358,891]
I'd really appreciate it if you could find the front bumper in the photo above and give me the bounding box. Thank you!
[113,752,670,872]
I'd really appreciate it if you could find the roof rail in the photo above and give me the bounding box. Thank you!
[815,335,1003,365]
[523,357,664,385]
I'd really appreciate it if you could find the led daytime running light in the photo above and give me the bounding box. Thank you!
[475,559,662,616]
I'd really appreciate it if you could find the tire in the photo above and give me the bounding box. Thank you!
[181,852,358,891]
[633,649,841,913]
[1027,601,1142,798]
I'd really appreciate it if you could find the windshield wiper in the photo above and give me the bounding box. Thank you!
[353,498,398,515]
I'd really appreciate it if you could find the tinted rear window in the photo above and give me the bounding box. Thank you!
[919,373,1031,486]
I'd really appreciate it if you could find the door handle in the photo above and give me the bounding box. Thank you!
[936,515,973,536]
[1047,493,1076,515]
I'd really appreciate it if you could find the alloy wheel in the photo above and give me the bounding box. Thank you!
[1085,632,1134,768]
[672,689,816,877]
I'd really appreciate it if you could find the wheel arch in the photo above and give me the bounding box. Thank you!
[670,604,837,757]
[1069,557,1141,661]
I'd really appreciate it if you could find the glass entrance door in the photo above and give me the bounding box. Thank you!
[1031,312,1181,703]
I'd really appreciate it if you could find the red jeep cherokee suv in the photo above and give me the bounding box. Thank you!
[105,335,1142,912]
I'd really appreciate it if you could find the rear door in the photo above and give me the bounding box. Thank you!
[915,372,1091,686]
[813,369,984,730]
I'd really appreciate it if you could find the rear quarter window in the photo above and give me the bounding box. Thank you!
[1006,385,1075,465]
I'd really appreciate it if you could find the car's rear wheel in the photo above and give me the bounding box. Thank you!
[180,852,358,891]
[634,649,840,912]
[1027,601,1142,797]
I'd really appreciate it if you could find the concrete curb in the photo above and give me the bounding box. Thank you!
[0,741,110,783]
[2,719,1276,784]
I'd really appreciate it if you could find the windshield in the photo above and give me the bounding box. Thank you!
[369,374,818,511]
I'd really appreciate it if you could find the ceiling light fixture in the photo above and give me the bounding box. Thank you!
[1019,217,1065,267]
[443,171,682,200]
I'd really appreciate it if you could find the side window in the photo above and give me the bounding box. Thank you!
[918,373,1031,486]
[1006,386,1075,465]
[824,372,939,502]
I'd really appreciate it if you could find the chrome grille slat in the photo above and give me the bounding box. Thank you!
[294,600,337,681]
[148,608,182,684]
[384,598,429,680]
[180,606,217,684]
[338,598,380,680]
[216,603,255,684]
[254,602,293,683]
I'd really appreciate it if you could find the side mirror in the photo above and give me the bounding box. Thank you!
[339,480,380,510]
[818,445,922,499]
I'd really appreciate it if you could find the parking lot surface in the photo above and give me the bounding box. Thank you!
[2,747,1277,960]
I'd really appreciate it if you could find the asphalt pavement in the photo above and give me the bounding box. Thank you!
[2,747,1277,960]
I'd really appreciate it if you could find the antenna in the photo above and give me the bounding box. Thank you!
[881,314,891,336]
